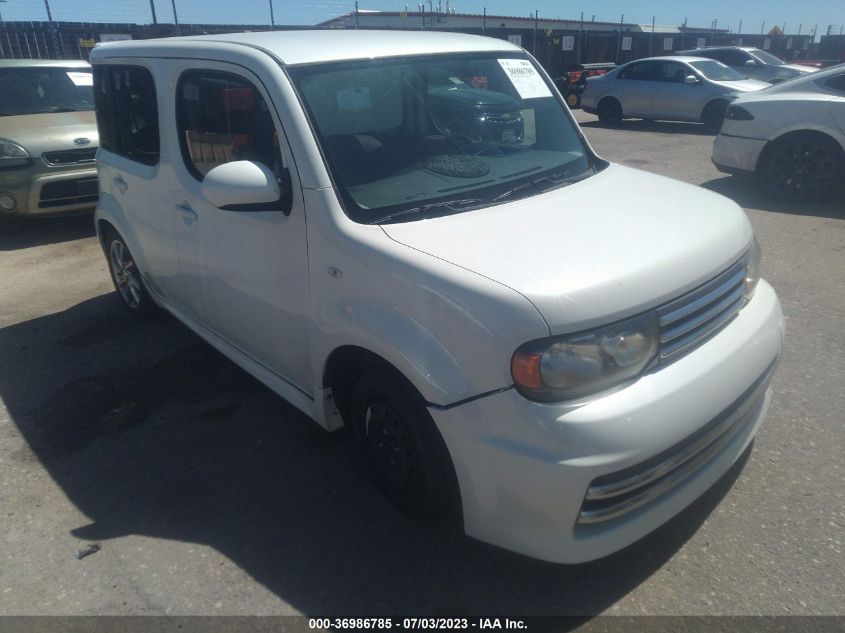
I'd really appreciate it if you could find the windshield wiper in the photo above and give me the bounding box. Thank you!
[494,167,595,202]
[367,198,483,224]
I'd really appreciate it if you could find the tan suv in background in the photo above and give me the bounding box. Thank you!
[0,60,99,217]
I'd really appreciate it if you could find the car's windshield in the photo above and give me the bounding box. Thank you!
[750,49,785,66]
[288,52,596,224]
[0,67,94,116]
[689,60,748,81]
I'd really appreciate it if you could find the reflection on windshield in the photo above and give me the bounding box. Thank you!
[290,53,596,223]
[0,67,95,116]
[751,49,785,66]
[689,60,748,82]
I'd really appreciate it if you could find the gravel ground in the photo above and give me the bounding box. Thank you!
[0,110,842,617]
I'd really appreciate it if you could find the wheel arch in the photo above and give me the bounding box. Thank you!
[322,345,428,426]
[700,98,729,121]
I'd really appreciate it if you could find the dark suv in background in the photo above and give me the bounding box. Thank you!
[676,46,818,84]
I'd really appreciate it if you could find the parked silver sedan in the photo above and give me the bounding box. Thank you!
[581,56,769,131]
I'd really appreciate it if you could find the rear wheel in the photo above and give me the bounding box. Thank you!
[104,228,158,319]
[566,91,582,109]
[349,373,460,523]
[597,98,623,124]
[758,134,843,202]
[701,100,728,133]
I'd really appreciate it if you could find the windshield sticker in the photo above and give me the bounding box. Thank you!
[497,59,551,99]
[337,87,372,112]
[66,72,93,86]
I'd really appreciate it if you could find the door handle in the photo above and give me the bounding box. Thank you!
[112,176,128,193]
[174,203,198,221]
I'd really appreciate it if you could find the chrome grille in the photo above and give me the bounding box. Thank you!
[657,260,747,362]
[42,148,97,166]
[577,359,776,525]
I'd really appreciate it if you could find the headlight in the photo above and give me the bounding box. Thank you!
[743,237,761,300]
[511,311,659,402]
[0,139,31,168]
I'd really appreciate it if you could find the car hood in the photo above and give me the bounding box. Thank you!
[0,111,98,155]
[380,164,752,334]
[781,63,819,74]
[713,78,770,92]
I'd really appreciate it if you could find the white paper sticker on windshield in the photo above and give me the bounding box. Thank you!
[66,72,93,86]
[497,59,551,99]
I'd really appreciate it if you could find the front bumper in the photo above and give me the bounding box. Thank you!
[712,133,768,176]
[430,281,783,563]
[0,164,98,216]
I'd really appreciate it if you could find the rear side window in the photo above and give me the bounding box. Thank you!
[176,70,282,180]
[618,62,655,81]
[94,66,159,165]
[93,65,159,166]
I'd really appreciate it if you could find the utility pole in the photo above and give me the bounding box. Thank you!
[269,0,275,28]
[170,0,179,34]
[760,21,764,36]
[533,9,538,55]
[578,11,583,65]
[738,19,742,35]
[617,13,624,63]
[149,0,157,24]
[649,16,655,56]
[482,6,486,35]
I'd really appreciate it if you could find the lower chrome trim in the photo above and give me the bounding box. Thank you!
[577,359,777,524]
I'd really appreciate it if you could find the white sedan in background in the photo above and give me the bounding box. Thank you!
[582,56,769,131]
[712,64,845,201]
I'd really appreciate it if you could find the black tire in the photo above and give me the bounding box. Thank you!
[597,98,623,124]
[701,100,728,133]
[566,91,582,109]
[103,228,159,319]
[758,134,843,202]
[349,372,460,523]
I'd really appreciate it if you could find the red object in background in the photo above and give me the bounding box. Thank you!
[221,87,254,112]
[231,133,251,152]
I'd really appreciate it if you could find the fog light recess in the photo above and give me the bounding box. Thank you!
[0,194,17,212]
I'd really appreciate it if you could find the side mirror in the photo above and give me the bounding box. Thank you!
[683,75,700,85]
[744,59,758,66]
[201,161,282,211]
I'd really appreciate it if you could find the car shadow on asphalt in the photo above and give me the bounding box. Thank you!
[0,213,96,251]
[578,119,714,136]
[701,176,845,219]
[0,294,751,617]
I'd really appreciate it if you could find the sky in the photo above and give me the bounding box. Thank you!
[0,0,842,37]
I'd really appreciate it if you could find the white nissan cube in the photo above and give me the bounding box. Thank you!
[91,31,784,564]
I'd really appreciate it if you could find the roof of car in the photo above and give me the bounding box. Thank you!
[0,59,91,68]
[92,29,522,66]
[677,46,758,53]
[622,56,715,64]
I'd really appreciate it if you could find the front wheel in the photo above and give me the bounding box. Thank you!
[349,373,460,523]
[104,228,158,319]
[701,101,728,133]
[597,98,623,125]
[758,135,843,202]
